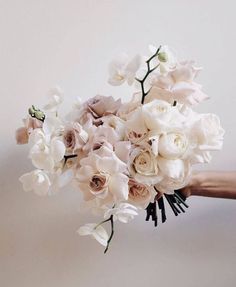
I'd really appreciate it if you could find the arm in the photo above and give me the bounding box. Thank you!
[181,171,236,200]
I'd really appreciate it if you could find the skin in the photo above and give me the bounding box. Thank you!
[180,171,236,200]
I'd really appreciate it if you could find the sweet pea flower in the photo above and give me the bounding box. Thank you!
[15,116,43,145]
[19,169,51,196]
[29,129,65,172]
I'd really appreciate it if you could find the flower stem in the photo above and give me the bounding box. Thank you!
[136,45,161,104]
[63,154,77,166]
[104,215,114,254]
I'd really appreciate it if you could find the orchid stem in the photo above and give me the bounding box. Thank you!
[63,154,78,167]
[104,215,114,254]
[136,45,161,104]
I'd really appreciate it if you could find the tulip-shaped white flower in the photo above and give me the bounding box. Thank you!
[78,223,109,247]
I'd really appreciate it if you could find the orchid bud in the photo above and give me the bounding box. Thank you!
[158,52,168,62]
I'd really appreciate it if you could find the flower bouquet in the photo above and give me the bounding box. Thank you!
[16,45,224,253]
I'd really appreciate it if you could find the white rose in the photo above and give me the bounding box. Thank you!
[129,147,163,185]
[142,99,185,133]
[159,132,188,159]
[192,114,224,151]
[19,170,51,196]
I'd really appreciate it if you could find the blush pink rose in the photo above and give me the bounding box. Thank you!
[87,95,121,119]
[63,122,88,152]
[128,178,156,208]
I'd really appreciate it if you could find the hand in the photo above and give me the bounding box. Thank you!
[180,171,236,200]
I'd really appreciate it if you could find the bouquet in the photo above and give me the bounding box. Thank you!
[16,45,224,253]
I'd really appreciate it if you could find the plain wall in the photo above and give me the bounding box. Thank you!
[0,1,235,286]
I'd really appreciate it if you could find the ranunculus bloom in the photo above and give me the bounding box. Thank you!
[146,61,209,106]
[63,122,88,152]
[142,99,185,133]
[158,132,188,159]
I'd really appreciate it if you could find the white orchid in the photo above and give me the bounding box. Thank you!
[149,44,177,74]
[19,169,51,196]
[104,203,138,223]
[108,53,141,86]
[78,223,109,247]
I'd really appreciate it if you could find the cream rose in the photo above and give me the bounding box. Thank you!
[129,147,162,185]
[159,132,188,159]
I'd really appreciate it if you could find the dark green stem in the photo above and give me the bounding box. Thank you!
[136,45,161,104]
[104,215,114,254]
[64,154,78,166]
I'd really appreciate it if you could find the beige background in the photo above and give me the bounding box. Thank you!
[0,0,236,286]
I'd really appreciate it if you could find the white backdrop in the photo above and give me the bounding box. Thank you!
[0,1,236,286]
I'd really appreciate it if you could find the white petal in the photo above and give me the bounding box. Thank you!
[158,157,184,179]
[77,223,96,236]
[92,225,109,247]
[19,172,35,191]
[31,152,54,171]
[50,138,65,163]
[57,169,74,188]
[109,173,129,201]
